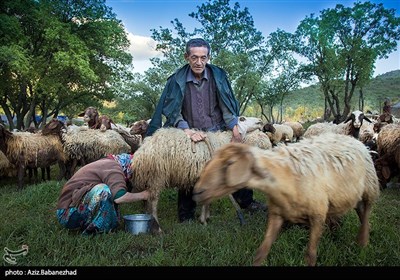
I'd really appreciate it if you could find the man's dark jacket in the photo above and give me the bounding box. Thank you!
[146,64,239,136]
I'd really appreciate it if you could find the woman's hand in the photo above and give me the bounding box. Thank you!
[114,190,149,204]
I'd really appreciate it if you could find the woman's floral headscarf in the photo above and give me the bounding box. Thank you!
[107,153,134,180]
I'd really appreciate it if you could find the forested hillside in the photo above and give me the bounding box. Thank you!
[282,70,400,121]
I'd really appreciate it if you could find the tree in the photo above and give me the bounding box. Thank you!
[114,68,166,125]
[292,1,400,122]
[0,0,132,129]
[190,0,268,114]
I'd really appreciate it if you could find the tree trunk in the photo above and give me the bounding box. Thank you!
[359,88,364,111]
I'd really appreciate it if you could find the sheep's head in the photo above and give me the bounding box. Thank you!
[78,107,99,128]
[193,143,268,205]
[0,124,12,152]
[344,110,372,129]
[237,116,263,137]
[130,120,149,136]
[96,115,114,132]
[262,123,276,134]
[41,118,66,136]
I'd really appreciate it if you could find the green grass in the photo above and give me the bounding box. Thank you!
[0,177,399,267]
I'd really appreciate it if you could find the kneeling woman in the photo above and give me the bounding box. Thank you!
[56,153,148,235]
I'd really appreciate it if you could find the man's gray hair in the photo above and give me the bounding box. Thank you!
[185,38,211,56]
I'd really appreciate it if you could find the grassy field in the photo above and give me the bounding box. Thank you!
[1,175,399,268]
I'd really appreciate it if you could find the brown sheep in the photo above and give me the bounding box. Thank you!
[282,121,304,142]
[193,133,380,266]
[78,106,99,128]
[130,119,149,140]
[375,123,400,188]
[78,107,115,131]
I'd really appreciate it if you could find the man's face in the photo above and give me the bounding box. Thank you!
[185,46,210,78]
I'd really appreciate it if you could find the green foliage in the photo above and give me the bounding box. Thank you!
[0,178,399,266]
[290,1,400,122]
[0,0,132,130]
[284,70,400,121]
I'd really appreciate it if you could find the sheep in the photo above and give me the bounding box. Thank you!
[62,126,133,178]
[303,122,338,138]
[78,106,99,128]
[304,111,372,140]
[0,151,16,178]
[262,123,293,145]
[130,119,149,140]
[0,120,67,189]
[375,123,400,188]
[130,116,268,230]
[111,124,142,153]
[192,133,380,266]
[24,126,51,183]
[357,120,377,145]
[94,115,115,131]
[78,106,115,131]
[282,121,304,142]
[343,110,373,139]
[242,130,272,150]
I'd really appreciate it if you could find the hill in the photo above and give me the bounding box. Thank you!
[282,70,400,121]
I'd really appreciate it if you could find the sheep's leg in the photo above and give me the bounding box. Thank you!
[253,214,284,266]
[27,168,33,184]
[355,200,372,247]
[45,166,51,180]
[57,161,66,181]
[305,216,325,266]
[200,204,210,225]
[70,159,79,177]
[33,168,38,184]
[41,167,46,181]
[147,194,162,234]
[17,166,25,190]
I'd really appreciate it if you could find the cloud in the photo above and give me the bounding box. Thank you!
[126,33,162,73]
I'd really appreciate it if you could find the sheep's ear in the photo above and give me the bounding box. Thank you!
[225,152,253,187]
[47,120,59,130]
[344,115,352,123]
[252,160,269,179]
[363,115,372,123]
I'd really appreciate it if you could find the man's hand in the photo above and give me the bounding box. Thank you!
[231,125,242,143]
[184,129,207,142]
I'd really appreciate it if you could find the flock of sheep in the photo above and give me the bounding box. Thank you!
[1,107,399,266]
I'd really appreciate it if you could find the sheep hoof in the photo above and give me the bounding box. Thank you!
[149,218,162,235]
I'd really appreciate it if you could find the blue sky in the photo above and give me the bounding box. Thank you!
[105,0,400,76]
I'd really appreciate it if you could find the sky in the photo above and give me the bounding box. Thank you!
[105,0,400,77]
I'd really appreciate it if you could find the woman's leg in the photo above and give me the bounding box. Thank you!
[81,183,120,234]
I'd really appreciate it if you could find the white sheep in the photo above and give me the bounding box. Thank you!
[130,116,268,230]
[303,122,345,138]
[192,133,380,266]
[304,111,372,140]
[62,126,133,177]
